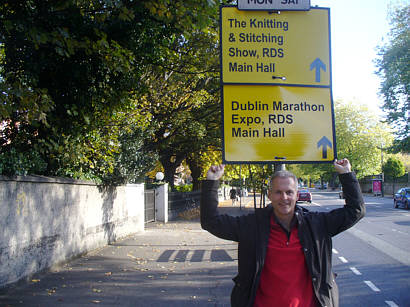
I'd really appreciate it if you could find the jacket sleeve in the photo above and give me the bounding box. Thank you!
[324,172,365,237]
[200,180,243,242]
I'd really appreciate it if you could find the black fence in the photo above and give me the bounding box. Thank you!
[168,190,201,220]
[359,173,409,184]
[144,189,155,223]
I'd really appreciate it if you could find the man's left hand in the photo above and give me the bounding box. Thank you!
[334,159,351,174]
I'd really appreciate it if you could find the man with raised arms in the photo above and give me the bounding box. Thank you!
[201,159,365,307]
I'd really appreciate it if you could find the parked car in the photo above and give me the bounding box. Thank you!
[394,187,410,209]
[297,189,312,203]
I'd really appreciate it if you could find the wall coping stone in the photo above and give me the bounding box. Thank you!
[0,175,97,186]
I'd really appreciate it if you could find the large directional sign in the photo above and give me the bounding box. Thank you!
[220,5,336,164]
[221,7,331,87]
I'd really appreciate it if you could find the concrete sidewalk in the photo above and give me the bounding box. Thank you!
[0,205,254,307]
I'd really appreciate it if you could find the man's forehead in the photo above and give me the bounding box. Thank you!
[271,177,297,189]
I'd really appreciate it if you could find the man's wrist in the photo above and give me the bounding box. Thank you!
[338,171,352,175]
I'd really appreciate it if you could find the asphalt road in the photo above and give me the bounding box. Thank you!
[300,190,410,307]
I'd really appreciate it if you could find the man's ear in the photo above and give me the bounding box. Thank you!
[267,187,272,202]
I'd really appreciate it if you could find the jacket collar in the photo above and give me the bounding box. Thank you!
[256,204,310,224]
[256,203,310,214]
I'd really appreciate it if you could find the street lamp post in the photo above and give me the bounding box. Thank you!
[155,172,164,182]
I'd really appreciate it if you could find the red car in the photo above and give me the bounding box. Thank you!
[297,189,312,203]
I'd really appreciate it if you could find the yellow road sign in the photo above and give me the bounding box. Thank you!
[223,84,335,163]
[221,6,330,86]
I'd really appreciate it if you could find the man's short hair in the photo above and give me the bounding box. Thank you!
[269,170,298,190]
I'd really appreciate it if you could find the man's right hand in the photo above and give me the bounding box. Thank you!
[206,165,225,180]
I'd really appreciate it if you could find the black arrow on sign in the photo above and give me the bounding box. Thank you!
[317,136,332,159]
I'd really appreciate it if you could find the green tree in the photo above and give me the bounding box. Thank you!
[383,157,405,179]
[382,156,405,192]
[0,0,219,181]
[137,25,221,189]
[186,147,221,191]
[334,100,393,178]
[394,153,410,171]
[375,4,410,153]
[97,125,158,186]
[288,163,333,188]
[186,148,224,190]
[146,93,221,190]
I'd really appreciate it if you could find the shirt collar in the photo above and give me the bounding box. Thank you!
[271,209,298,231]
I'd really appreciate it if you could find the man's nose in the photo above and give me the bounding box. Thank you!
[280,192,288,200]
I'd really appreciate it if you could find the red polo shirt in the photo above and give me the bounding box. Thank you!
[253,215,317,307]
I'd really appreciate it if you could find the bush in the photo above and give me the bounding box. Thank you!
[174,184,193,192]
[383,157,405,180]
[0,148,47,176]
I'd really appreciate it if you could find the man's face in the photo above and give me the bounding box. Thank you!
[268,177,298,220]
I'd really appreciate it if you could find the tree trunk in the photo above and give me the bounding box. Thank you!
[186,155,202,191]
[159,154,185,191]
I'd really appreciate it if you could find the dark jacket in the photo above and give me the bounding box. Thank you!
[200,172,365,307]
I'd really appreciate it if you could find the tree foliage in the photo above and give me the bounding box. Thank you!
[136,25,221,189]
[0,0,219,182]
[394,153,410,171]
[287,163,333,186]
[375,4,410,152]
[334,100,393,177]
[383,156,405,180]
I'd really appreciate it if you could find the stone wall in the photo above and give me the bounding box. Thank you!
[0,176,144,287]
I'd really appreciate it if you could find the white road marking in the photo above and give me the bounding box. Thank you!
[365,202,380,205]
[332,248,339,254]
[349,267,362,275]
[347,228,410,266]
[364,280,381,292]
[385,301,399,307]
[392,228,407,235]
[310,202,321,207]
[338,256,348,263]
